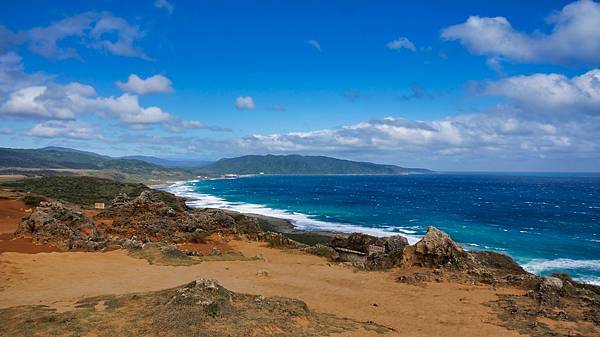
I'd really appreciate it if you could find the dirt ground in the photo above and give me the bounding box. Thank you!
[0,198,30,234]
[3,194,593,336]
[0,239,528,337]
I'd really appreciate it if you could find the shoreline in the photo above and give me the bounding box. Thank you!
[158,179,600,286]
[159,179,423,243]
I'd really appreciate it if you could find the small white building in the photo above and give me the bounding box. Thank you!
[94,202,105,210]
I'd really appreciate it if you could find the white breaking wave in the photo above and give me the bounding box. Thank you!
[165,181,421,244]
[522,258,600,285]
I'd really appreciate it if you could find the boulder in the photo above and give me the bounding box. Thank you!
[382,235,409,254]
[330,233,385,254]
[401,226,467,269]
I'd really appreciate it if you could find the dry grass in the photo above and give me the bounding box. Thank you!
[127,243,262,266]
[0,280,393,337]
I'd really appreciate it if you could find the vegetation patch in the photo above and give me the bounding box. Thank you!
[127,243,260,266]
[0,280,394,337]
[2,176,183,208]
[127,243,202,266]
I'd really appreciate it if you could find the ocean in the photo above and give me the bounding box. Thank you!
[166,174,600,284]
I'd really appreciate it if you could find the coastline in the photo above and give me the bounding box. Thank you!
[1,179,599,336]
[160,179,423,243]
[158,178,600,286]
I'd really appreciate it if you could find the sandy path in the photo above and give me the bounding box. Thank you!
[0,240,525,337]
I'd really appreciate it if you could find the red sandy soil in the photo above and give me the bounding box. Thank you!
[177,233,234,254]
[0,240,529,337]
[0,198,30,234]
[0,199,62,254]
[83,209,114,227]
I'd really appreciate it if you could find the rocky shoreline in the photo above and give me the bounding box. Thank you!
[1,178,599,336]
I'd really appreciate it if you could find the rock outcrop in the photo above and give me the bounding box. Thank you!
[97,191,260,243]
[327,232,409,269]
[15,201,107,250]
[401,226,468,269]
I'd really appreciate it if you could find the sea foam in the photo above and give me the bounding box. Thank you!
[165,181,422,244]
[522,258,600,285]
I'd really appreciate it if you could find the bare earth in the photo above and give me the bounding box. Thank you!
[0,239,525,337]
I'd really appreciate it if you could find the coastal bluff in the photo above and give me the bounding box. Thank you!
[1,180,599,336]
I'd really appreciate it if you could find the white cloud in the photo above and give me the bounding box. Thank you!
[117,74,173,95]
[25,120,99,139]
[237,113,599,164]
[441,0,600,66]
[235,96,255,110]
[155,0,174,14]
[0,52,47,95]
[0,83,95,120]
[307,39,322,52]
[483,69,600,115]
[0,81,173,124]
[386,37,416,52]
[2,11,148,60]
[94,93,172,124]
[90,12,148,59]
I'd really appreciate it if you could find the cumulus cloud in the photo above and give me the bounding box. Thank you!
[386,37,416,52]
[482,69,600,115]
[235,96,255,110]
[307,39,322,52]
[155,0,174,14]
[237,113,599,164]
[0,80,174,124]
[93,93,171,124]
[0,52,47,95]
[1,11,148,60]
[89,12,148,59]
[25,120,100,139]
[0,83,95,120]
[117,74,173,95]
[441,0,600,66]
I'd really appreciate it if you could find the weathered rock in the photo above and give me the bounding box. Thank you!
[303,244,340,261]
[382,235,409,254]
[15,201,107,250]
[401,226,467,269]
[97,191,255,243]
[330,233,385,254]
[255,231,307,249]
[537,276,565,306]
[328,232,409,269]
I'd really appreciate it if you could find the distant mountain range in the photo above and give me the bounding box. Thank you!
[0,147,431,177]
[198,154,431,175]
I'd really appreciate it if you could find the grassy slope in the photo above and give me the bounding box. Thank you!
[0,147,194,182]
[1,176,183,208]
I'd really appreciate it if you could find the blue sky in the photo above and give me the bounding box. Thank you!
[1,0,599,171]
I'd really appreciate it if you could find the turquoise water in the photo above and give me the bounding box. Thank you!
[167,174,600,284]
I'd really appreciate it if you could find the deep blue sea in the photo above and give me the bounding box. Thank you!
[167,174,600,284]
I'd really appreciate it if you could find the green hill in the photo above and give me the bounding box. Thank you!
[199,154,431,175]
[0,147,193,181]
